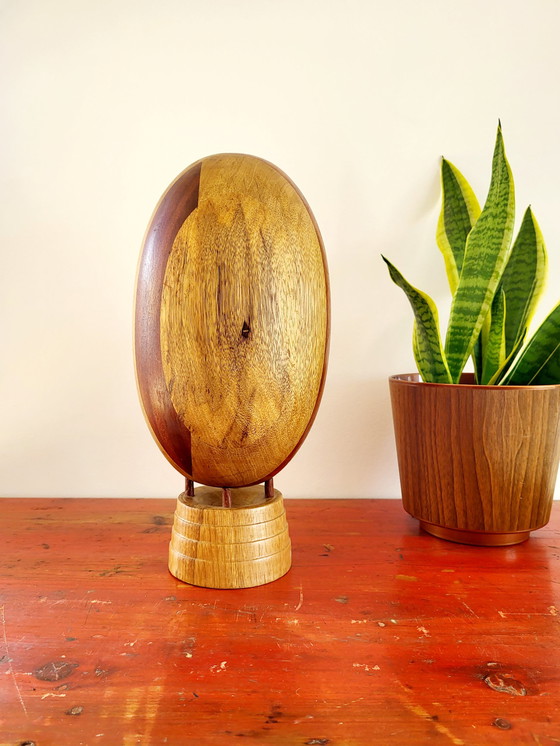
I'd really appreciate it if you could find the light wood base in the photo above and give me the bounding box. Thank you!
[168,485,291,588]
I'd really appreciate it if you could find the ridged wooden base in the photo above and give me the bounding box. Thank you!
[168,485,291,589]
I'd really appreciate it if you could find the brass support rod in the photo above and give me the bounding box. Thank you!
[222,488,233,508]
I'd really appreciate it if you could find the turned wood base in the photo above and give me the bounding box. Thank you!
[419,520,532,546]
[168,485,292,589]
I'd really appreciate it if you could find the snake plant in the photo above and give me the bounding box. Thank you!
[383,124,560,385]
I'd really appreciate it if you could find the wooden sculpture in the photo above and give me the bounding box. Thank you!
[135,154,330,588]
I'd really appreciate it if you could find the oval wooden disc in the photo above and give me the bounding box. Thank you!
[135,154,330,487]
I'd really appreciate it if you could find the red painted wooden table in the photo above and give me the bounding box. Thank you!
[0,498,559,746]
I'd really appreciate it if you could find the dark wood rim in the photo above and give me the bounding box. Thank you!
[419,521,532,546]
[134,161,202,477]
[389,373,560,391]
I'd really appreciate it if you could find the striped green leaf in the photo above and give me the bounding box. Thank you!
[444,124,515,382]
[472,319,488,384]
[436,159,481,293]
[490,333,527,385]
[501,303,560,385]
[436,158,484,382]
[500,206,547,357]
[412,322,421,372]
[480,289,506,384]
[383,256,451,383]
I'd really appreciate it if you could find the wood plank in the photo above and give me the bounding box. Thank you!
[0,498,559,745]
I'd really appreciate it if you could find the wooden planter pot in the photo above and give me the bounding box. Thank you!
[389,373,560,546]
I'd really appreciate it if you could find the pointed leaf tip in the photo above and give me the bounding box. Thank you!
[381,258,451,383]
[444,119,514,381]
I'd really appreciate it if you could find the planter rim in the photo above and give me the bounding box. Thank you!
[389,372,560,391]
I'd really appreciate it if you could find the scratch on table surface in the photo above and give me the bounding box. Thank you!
[335,696,365,708]
[295,585,304,611]
[1,605,28,718]
[353,663,380,672]
[531,734,560,745]
[210,661,227,673]
[293,714,314,723]
[417,626,430,637]
[484,673,527,696]
[395,681,464,745]
[461,601,479,617]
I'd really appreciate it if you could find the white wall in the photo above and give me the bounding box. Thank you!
[2,0,560,498]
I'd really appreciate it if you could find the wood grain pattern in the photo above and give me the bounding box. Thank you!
[135,154,330,487]
[1,497,560,745]
[168,485,291,588]
[390,373,560,544]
